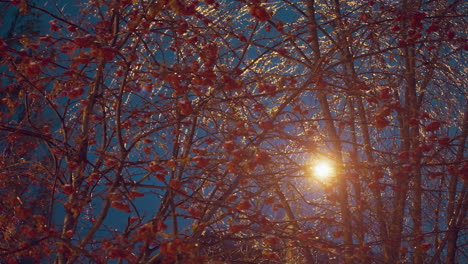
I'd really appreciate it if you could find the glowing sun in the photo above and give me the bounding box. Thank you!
[312,160,334,181]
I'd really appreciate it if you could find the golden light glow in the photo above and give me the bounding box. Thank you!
[312,160,334,181]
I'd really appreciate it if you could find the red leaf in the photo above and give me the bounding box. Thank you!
[143,146,151,154]
[375,116,390,129]
[249,5,271,21]
[149,161,166,172]
[143,138,154,144]
[201,69,217,81]
[111,201,131,213]
[73,35,96,48]
[272,203,283,211]
[263,235,280,246]
[410,118,420,126]
[333,230,343,238]
[237,33,247,42]
[105,158,118,167]
[223,140,235,152]
[169,179,183,190]
[229,224,248,232]
[259,120,274,131]
[155,221,168,232]
[446,31,455,40]
[192,148,207,154]
[438,137,450,146]
[188,207,203,218]
[97,47,116,60]
[426,23,440,34]
[357,82,370,91]
[429,172,444,179]
[129,216,138,225]
[277,48,287,56]
[87,172,100,186]
[24,61,41,77]
[14,206,32,220]
[448,165,458,175]
[193,156,209,167]
[154,173,166,182]
[68,87,84,99]
[204,138,215,144]
[49,20,59,31]
[129,190,145,199]
[262,251,280,260]
[359,245,371,253]
[236,199,251,211]
[239,178,250,186]
[400,247,408,254]
[264,196,275,205]
[367,97,378,104]
[226,194,237,203]
[137,120,146,127]
[292,105,303,113]
[425,121,441,132]
[109,248,130,259]
[62,184,75,195]
[65,230,75,238]
[200,44,218,67]
[159,241,177,256]
[420,243,432,251]
[258,82,277,93]
[369,181,385,191]
[177,99,193,115]
[254,151,271,165]
[20,225,39,238]
[419,112,430,119]
[108,192,123,201]
[221,75,240,90]
[379,88,392,100]
[418,143,432,152]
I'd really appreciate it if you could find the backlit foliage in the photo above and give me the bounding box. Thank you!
[0,0,466,263]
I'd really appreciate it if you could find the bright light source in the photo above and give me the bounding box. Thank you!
[312,160,334,181]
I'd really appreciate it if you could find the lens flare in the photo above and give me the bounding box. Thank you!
[313,161,334,181]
